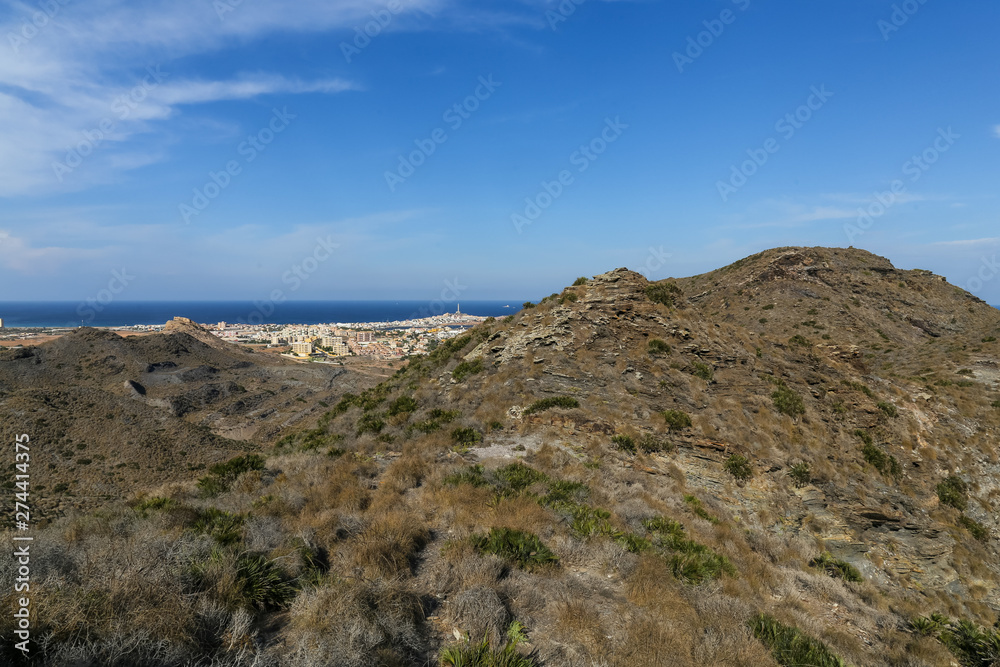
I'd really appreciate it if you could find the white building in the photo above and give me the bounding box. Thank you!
[291,341,314,356]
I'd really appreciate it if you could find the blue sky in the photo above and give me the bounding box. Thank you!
[1,0,999,303]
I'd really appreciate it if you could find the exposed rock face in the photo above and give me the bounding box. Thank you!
[433,247,1000,617]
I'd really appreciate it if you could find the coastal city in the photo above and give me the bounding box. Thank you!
[211,304,489,361]
[0,307,493,361]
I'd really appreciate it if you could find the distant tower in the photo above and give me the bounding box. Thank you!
[456,303,461,316]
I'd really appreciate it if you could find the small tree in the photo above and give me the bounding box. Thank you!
[772,385,805,417]
[788,462,811,488]
[661,409,692,431]
[724,454,753,483]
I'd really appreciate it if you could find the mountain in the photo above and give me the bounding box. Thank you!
[0,318,384,521]
[2,247,999,667]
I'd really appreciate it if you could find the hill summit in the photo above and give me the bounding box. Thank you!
[3,246,999,667]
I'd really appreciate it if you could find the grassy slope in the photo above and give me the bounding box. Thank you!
[2,247,998,667]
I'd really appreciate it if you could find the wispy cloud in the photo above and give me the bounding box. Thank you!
[0,1,446,196]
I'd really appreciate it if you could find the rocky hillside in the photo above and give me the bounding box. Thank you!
[2,247,999,667]
[0,318,382,522]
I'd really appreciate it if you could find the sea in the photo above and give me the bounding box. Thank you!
[0,301,524,329]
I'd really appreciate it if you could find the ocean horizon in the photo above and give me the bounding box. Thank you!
[0,300,526,329]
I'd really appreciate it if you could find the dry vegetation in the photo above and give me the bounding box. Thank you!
[2,246,999,666]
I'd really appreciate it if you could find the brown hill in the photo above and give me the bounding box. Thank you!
[0,320,382,521]
[2,247,998,667]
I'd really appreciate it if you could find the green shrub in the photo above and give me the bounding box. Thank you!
[938,618,1000,667]
[957,368,974,376]
[451,426,483,448]
[750,614,846,667]
[991,400,1000,409]
[190,508,245,546]
[683,494,719,524]
[661,409,692,431]
[854,429,873,446]
[569,505,616,538]
[470,528,557,569]
[356,412,386,436]
[523,396,579,414]
[230,553,296,611]
[452,359,484,382]
[412,419,442,434]
[572,277,588,286]
[643,516,735,583]
[522,301,535,309]
[788,334,810,347]
[842,380,874,397]
[386,395,418,417]
[645,281,683,307]
[788,462,811,488]
[611,434,636,453]
[909,615,945,637]
[134,496,175,517]
[493,463,547,495]
[983,336,997,342]
[861,442,901,479]
[877,401,898,417]
[958,515,990,542]
[197,454,266,497]
[724,454,753,482]
[771,385,805,417]
[559,292,578,305]
[540,480,589,507]
[440,621,540,667]
[762,303,775,310]
[444,464,489,488]
[937,475,968,511]
[636,433,669,453]
[429,408,461,422]
[648,338,671,356]
[810,552,863,583]
[692,362,713,381]
[615,532,653,554]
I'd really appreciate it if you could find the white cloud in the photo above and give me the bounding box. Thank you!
[993,125,1000,139]
[0,1,446,196]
